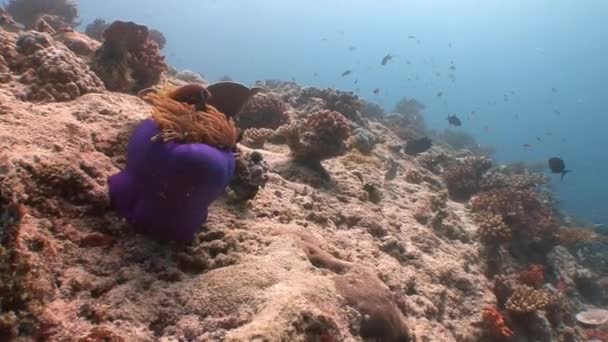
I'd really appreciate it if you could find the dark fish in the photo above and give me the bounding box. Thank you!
[548,157,571,180]
[313,72,318,77]
[405,137,432,156]
[522,143,531,148]
[341,70,352,77]
[381,54,393,66]
[349,46,357,51]
[354,79,358,84]
[373,88,380,95]
[408,35,416,39]
[513,114,519,119]
[437,91,443,97]
[321,38,328,42]
[447,115,462,126]
[536,136,542,142]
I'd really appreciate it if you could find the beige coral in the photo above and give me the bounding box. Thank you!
[242,128,275,148]
[505,285,550,312]
[13,31,104,102]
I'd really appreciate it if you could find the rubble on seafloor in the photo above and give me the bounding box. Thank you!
[1,5,608,341]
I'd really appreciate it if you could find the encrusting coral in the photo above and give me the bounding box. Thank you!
[281,109,352,164]
[505,285,551,313]
[237,92,288,130]
[5,0,79,29]
[91,20,167,94]
[11,31,104,102]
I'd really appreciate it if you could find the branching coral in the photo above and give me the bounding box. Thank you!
[237,92,288,130]
[91,21,167,94]
[297,87,363,123]
[228,150,269,202]
[12,31,104,102]
[482,306,514,337]
[471,188,558,241]
[5,0,79,29]
[282,110,351,164]
[473,212,512,244]
[84,18,109,41]
[505,285,550,313]
[443,157,491,201]
[519,265,545,288]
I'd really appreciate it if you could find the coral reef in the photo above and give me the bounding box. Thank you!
[237,92,288,130]
[471,187,558,241]
[482,306,514,337]
[350,127,377,154]
[480,169,547,191]
[228,150,269,202]
[392,97,425,132]
[54,28,100,57]
[241,128,274,149]
[473,212,512,244]
[558,227,602,246]
[91,20,167,93]
[11,31,104,101]
[84,18,108,41]
[518,264,545,288]
[443,156,492,201]
[360,100,384,119]
[505,285,550,313]
[173,69,207,84]
[296,87,363,123]
[576,308,608,326]
[149,28,166,50]
[5,0,78,29]
[282,109,351,164]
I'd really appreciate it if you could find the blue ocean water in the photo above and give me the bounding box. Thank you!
[77,0,608,227]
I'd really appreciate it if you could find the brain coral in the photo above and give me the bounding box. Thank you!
[91,21,167,94]
[13,31,104,102]
[282,110,351,163]
[237,92,288,130]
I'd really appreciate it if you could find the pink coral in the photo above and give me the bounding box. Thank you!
[482,306,514,338]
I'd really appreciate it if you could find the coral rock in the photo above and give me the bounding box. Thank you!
[228,150,269,202]
[297,87,363,123]
[443,157,491,200]
[283,110,351,163]
[474,212,512,244]
[5,0,79,29]
[576,308,608,326]
[91,21,167,94]
[242,128,274,149]
[84,18,109,41]
[505,285,550,313]
[13,31,104,102]
[237,92,288,129]
[519,264,545,288]
[54,28,100,57]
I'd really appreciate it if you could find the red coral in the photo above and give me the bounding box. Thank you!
[519,264,545,288]
[482,306,514,337]
[91,21,167,93]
